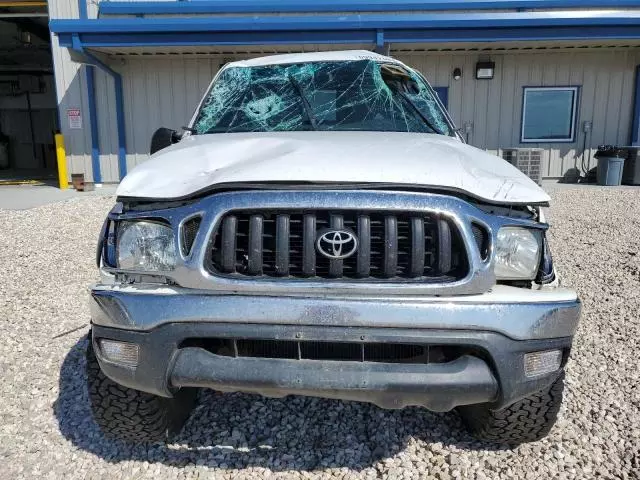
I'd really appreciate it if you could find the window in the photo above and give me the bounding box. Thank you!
[521,87,579,143]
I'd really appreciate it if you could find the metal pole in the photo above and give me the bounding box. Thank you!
[25,91,39,167]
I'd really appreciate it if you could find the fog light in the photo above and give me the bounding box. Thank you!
[98,339,139,367]
[524,349,562,378]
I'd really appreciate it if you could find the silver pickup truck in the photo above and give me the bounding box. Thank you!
[88,50,580,445]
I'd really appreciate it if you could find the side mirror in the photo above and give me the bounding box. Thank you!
[150,127,179,155]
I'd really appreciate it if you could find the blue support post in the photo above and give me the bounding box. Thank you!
[85,65,102,183]
[113,73,127,178]
[631,65,640,146]
[78,0,87,18]
[71,34,128,179]
[375,29,386,54]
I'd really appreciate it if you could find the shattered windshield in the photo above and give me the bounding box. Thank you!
[192,60,454,136]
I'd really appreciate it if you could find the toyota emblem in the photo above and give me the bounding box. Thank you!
[316,228,358,260]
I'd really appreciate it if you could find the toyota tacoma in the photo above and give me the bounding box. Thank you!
[88,51,580,445]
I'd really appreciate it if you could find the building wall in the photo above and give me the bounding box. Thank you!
[396,49,640,178]
[49,0,96,181]
[47,0,640,182]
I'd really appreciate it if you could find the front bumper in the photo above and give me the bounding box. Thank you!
[90,284,580,411]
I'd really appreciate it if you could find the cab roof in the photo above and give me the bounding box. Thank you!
[224,50,403,68]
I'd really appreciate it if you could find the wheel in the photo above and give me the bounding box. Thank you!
[86,340,196,443]
[458,371,565,445]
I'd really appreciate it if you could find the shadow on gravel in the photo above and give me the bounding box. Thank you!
[54,336,507,471]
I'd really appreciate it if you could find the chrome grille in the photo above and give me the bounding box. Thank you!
[206,210,469,281]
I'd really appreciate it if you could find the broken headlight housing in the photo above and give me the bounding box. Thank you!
[494,227,542,280]
[116,220,176,271]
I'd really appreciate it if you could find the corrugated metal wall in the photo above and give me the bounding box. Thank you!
[49,0,95,181]
[395,49,640,178]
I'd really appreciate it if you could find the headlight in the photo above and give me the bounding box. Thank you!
[116,221,176,271]
[494,227,542,280]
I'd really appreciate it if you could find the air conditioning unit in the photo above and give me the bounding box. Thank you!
[502,148,543,185]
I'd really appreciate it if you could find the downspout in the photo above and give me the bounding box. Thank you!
[78,0,102,183]
[631,65,640,146]
[71,34,127,179]
[85,66,101,183]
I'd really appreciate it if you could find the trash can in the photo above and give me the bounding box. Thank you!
[595,146,626,186]
[622,147,640,185]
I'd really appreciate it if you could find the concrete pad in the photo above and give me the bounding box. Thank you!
[0,184,117,210]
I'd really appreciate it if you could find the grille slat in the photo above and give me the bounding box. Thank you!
[275,215,290,276]
[208,209,469,282]
[328,214,344,278]
[221,215,237,273]
[410,216,425,277]
[302,214,316,276]
[357,215,371,277]
[383,216,398,278]
[247,215,263,275]
[437,217,452,274]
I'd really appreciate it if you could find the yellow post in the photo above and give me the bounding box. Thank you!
[54,133,68,190]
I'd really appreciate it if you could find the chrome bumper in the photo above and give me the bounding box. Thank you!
[91,284,580,341]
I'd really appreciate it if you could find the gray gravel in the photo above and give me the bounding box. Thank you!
[1,186,639,479]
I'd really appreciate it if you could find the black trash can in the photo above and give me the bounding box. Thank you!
[622,147,640,185]
[595,145,626,186]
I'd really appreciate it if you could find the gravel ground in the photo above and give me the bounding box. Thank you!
[0,186,639,479]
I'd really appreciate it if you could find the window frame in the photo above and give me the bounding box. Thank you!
[520,86,579,143]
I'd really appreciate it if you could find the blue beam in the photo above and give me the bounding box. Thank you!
[51,11,640,49]
[50,12,640,34]
[98,0,640,16]
[59,26,640,47]
[49,11,640,33]
[85,65,102,183]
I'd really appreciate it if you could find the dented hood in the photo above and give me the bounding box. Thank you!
[117,131,550,204]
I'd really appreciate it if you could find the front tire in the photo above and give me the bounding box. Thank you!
[86,341,196,443]
[458,372,565,445]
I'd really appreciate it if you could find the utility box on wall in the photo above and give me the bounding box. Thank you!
[502,148,544,185]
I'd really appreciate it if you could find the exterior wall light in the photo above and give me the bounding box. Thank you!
[452,68,462,81]
[476,61,495,80]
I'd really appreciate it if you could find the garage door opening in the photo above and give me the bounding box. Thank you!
[0,3,58,184]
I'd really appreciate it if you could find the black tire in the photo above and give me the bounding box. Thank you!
[86,341,196,443]
[458,372,565,445]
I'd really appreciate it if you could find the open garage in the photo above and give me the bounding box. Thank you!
[0,1,57,182]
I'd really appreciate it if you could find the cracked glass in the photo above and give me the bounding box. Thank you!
[193,60,454,136]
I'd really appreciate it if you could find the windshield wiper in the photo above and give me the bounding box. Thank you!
[288,75,319,131]
[395,89,444,136]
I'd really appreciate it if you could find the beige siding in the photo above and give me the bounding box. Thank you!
[398,49,640,177]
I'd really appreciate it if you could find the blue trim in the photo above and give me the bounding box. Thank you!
[71,35,127,179]
[78,0,87,19]
[632,66,640,146]
[55,26,640,48]
[50,12,640,47]
[113,74,127,178]
[98,0,640,16]
[85,65,102,183]
[51,12,640,33]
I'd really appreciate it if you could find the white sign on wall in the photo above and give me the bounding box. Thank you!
[67,108,82,129]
